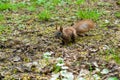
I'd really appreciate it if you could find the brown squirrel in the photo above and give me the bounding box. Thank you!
[73,20,96,36]
[55,20,96,45]
[55,26,77,45]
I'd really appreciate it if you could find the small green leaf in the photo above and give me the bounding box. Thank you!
[53,65,61,73]
[108,77,119,80]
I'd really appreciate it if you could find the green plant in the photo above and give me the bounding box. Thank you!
[53,64,61,73]
[116,0,120,5]
[15,2,27,8]
[115,12,120,18]
[44,2,55,10]
[64,0,72,4]
[38,10,52,21]
[0,0,10,3]
[88,63,94,71]
[0,25,6,34]
[0,25,12,37]
[105,48,115,55]
[108,77,119,80]
[0,25,11,41]
[104,48,120,64]
[51,0,61,6]
[34,0,47,6]
[27,6,36,12]
[76,8,101,21]
[0,2,27,11]
[113,54,120,64]
[75,0,85,4]
[0,14,4,21]
[92,0,98,2]
[0,2,12,11]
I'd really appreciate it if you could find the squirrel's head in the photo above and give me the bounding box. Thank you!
[55,26,63,39]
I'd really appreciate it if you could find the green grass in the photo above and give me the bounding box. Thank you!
[15,2,27,8]
[51,0,61,6]
[0,14,4,21]
[0,2,27,11]
[110,48,120,64]
[30,0,47,6]
[0,2,13,11]
[0,25,11,34]
[36,0,47,5]
[92,0,99,2]
[108,77,119,80]
[38,0,60,9]
[104,48,120,64]
[0,0,10,3]
[113,54,120,64]
[27,6,36,12]
[76,8,101,21]
[0,25,12,41]
[30,0,74,11]
[105,48,115,55]
[30,0,56,10]
[0,25,6,34]
[31,0,72,10]
[116,0,120,5]
[115,12,120,18]
[75,0,85,4]
[38,10,52,21]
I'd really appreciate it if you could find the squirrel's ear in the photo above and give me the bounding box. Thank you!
[60,26,63,32]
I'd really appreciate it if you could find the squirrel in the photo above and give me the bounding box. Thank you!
[73,20,96,36]
[55,26,77,45]
[55,20,96,45]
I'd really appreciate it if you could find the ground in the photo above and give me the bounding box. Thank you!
[0,0,120,80]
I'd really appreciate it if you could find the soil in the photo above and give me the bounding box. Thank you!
[0,0,120,79]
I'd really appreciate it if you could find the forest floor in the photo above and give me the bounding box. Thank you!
[0,0,120,80]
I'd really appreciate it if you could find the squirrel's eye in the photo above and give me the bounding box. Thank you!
[59,32,62,35]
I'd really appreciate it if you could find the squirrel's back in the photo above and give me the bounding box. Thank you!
[73,20,96,33]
